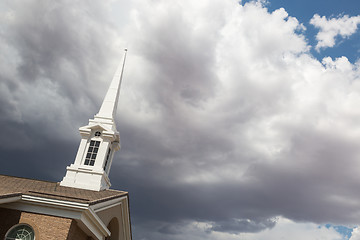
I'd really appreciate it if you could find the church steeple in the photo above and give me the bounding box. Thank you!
[60,50,127,191]
[96,49,127,122]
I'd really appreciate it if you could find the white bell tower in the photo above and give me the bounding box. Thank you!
[60,50,127,191]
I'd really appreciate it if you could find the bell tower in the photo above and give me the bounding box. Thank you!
[60,50,127,191]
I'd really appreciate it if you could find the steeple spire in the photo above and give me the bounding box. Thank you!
[96,49,127,120]
[60,51,128,191]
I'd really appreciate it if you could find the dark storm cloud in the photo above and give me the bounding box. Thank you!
[0,0,120,148]
[118,120,360,234]
[0,137,77,182]
[210,218,276,234]
[2,0,117,105]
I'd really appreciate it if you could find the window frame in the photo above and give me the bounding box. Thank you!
[5,223,35,240]
[84,140,101,166]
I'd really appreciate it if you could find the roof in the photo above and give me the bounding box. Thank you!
[0,174,128,205]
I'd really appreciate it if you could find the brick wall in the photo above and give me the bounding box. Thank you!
[20,211,72,240]
[0,207,91,240]
[67,220,91,240]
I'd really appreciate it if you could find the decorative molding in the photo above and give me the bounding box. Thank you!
[1,194,111,240]
[0,195,21,204]
[92,196,127,212]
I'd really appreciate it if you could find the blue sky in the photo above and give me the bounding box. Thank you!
[268,0,360,62]
[247,0,360,63]
[266,0,360,19]
[326,224,353,239]
[1,0,360,239]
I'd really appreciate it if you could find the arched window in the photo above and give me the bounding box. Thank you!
[5,224,35,240]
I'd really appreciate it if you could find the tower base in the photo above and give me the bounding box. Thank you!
[60,164,111,191]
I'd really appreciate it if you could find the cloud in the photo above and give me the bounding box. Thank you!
[310,14,360,51]
[0,0,122,148]
[134,217,344,240]
[350,228,360,240]
[2,0,360,239]
[241,218,344,240]
[111,1,360,238]
[210,218,276,234]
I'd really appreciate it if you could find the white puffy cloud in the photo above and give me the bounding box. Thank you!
[350,228,360,240]
[310,14,360,51]
[237,218,344,240]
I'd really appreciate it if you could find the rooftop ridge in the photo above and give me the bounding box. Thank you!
[0,174,128,204]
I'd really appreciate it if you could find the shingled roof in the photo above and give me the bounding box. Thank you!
[0,175,127,205]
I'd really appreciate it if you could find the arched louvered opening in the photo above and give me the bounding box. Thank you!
[106,217,119,240]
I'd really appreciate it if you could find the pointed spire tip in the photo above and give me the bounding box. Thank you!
[96,50,128,120]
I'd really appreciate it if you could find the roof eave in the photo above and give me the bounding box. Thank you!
[0,193,110,239]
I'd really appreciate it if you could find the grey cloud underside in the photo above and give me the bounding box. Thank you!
[1,1,117,106]
[1,0,360,239]
[114,118,360,235]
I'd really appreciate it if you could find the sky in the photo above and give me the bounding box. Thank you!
[1,0,360,239]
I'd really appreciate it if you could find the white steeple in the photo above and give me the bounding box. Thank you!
[60,50,128,191]
[96,50,127,124]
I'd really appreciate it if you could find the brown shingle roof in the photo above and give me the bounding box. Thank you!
[0,175,127,205]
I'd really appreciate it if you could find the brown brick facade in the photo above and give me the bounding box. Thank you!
[0,207,91,240]
[0,175,131,240]
[67,220,91,240]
